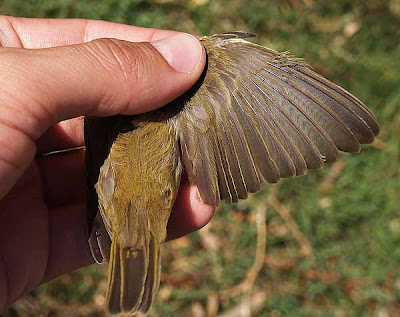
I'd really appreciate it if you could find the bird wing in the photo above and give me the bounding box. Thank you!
[85,116,133,263]
[176,32,380,206]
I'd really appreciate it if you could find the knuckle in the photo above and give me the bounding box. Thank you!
[87,38,157,83]
[0,51,55,136]
[0,16,21,47]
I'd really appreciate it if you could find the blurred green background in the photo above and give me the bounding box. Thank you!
[2,0,400,316]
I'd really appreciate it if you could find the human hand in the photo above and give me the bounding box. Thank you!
[0,16,214,311]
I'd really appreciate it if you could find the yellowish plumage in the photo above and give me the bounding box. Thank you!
[95,118,181,314]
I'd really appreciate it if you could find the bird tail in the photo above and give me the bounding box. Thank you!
[106,214,161,315]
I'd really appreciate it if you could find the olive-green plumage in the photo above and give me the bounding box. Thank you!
[85,32,380,316]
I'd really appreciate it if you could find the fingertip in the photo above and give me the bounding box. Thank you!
[151,33,205,74]
[167,184,215,241]
[188,185,215,228]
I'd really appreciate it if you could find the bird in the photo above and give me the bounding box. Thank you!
[84,31,380,316]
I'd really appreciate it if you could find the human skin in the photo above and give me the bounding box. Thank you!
[0,16,215,311]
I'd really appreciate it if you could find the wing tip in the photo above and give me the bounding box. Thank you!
[205,31,256,40]
[221,31,256,38]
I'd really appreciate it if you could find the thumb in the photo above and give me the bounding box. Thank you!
[0,33,205,197]
[1,33,205,135]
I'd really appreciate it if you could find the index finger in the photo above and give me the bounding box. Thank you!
[0,16,181,48]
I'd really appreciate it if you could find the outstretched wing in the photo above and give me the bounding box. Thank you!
[176,32,380,206]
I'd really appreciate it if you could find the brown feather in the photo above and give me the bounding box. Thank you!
[176,32,379,203]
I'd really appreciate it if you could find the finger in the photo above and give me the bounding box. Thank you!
[0,32,205,197]
[36,146,216,234]
[0,163,48,310]
[1,35,205,138]
[36,148,86,208]
[36,117,84,154]
[42,202,94,283]
[0,16,181,48]
[37,147,215,239]
[167,184,215,241]
[42,185,215,283]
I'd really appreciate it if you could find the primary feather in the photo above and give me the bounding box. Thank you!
[176,32,379,205]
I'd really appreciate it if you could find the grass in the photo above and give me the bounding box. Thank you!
[2,0,400,316]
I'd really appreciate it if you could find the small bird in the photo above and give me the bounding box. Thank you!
[85,32,380,316]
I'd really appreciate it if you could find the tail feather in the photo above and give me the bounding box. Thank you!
[120,245,148,312]
[107,241,122,314]
[106,235,161,315]
[137,237,161,314]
